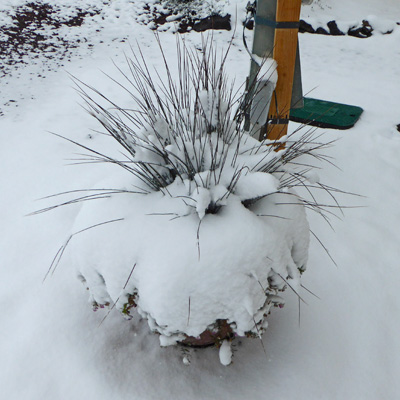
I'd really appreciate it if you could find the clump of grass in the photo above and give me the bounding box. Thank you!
[64,34,345,220]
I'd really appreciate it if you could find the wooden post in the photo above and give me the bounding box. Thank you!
[266,0,302,141]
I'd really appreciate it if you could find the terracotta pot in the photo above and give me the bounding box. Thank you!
[180,319,234,347]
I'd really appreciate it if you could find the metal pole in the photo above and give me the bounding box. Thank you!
[244,0,277,137]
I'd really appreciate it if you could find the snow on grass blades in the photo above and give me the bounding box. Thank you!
[41,36,341,365]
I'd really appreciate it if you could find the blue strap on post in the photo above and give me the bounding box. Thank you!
[255,16,300,29]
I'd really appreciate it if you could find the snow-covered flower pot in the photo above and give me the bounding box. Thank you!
[49,39,326,365]
[72,168,309,351]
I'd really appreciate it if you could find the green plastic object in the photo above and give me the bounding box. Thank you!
[289,97,363,130]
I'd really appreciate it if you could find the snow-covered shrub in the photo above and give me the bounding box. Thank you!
[45,36,336,365]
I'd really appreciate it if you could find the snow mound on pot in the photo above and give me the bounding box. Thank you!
[71,155,309,343]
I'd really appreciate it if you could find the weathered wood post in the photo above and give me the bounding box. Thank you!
[267,0,302,141]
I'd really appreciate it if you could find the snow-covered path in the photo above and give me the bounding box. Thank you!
[1,1,400,399]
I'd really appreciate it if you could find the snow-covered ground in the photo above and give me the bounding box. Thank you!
[1,0,400,399]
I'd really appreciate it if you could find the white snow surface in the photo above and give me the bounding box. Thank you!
[301,0,400,21]
[1,0,400,398]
